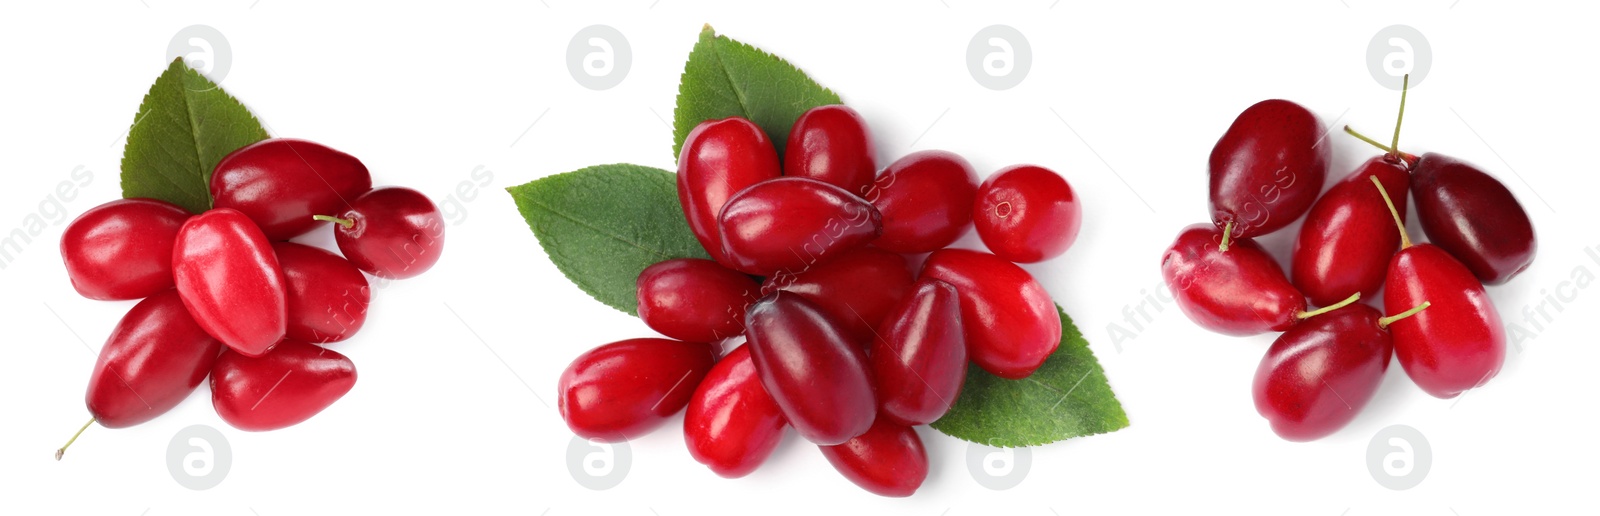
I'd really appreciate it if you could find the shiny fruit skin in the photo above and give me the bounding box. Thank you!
[1384,244,1505,399]
[211,339,357,431]
[718,177,882,276]
[637,258,758,343]
[785,105,877,196]
[683,345,787,478]
[871,279,966,426]
[210,138,373,240]
[1291,156,1411,306]
[86,290,223,428]
[60,198,190,300]
[1208,99,1330,239]
[678,117,783,267]
[172,208,288,357]
[745,292,877,445]
[972,165,1082,263]
[331,187,446,279]
[558,338,717,441]
[274,242,370,343]
[762,247,913,345]
[1161,223,1306,336]
[818,419,928,498]
[1253,304,1392,441]
[1411,152,1537,285]
[866,150,979,253]
[920,249,1059,379]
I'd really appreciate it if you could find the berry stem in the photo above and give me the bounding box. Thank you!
[313,214,355,229]
[1379,301,1431,328]
[1390,74,1409,158]
[56,418,94,461]
[1343,126,1420,164]
[1297,292,1361,320]
[1219,221,1234,252]
[1369,175,1411,249]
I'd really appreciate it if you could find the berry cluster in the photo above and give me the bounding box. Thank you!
[1161,78,1535,441]
[57,139,445,458]
[557,105,1083,496]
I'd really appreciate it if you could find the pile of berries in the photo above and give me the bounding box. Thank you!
[1161,78,1535,441]
[556,105,1083,496]
[57,139,445,458]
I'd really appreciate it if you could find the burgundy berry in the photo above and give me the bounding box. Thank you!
[318,186,445,279]
[867,150,979,254]
[745,292,876,446]
[1291,157,1410,306]
[717,177,881,276]
[211,138,373,240]
[211,339,358,432]
[274,242,370,343]
[1253,303,1413,441]
[973,165,1082,263]
[1161,224,1360,337]
[785,105,877,196]
[637,258,758,343]
[558,338,717,441]
[818,418,928,498]
[60,198,189,300]
[678,117,782,268]
[871,279,966,426]
[1209,99,1330,239]
[1411,152,1536,285]
[761,247,913,346]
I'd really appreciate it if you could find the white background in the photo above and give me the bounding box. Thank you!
[2,1,1597,514]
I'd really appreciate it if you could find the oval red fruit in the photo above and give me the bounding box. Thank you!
[1291,157,1410,307]
[867,150,979,254]
[683,345,787,478]
[920,248,1059,379]
[871,279,966,426]
[678,117,782,267]
[745,292,876,445]
[762,247,913,345]
[1253,304,1392,441]
[211,339,358,431]
[173,208,288,356]
[718,177,881,276]
[558,338,717,441]
[211,138,373,240]
[60,198,190,300]
[818,419,928,498]
[86,290,223,428]
[1161,223,1306,336]
[1384,244,1505,398]
[1209,99,1330,239]
[275,242,370,343]
[785,105,876,196]
[1412,153,1537,285]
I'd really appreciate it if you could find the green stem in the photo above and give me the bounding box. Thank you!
[1344,126,1420,164]
[313,214,354,229]
[56,418,94,461]
[1298,292,1361,319]
[1379,301,1431,328]
[1370,175,1411,249]
[1219,221,1234,252]
[1391,74,1409,158]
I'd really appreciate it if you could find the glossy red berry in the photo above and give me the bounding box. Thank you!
[211,138,373,240]
[638,258,758,343]
[1385,243,1505,399]
[920,249,1059,379]
[745,292,876,445]
[678,117,782,267]
[1253,304,1393,441]
[274,242,370,343]
[59,198,189,300]
[325,186,445,279]
[973,165,1082,263]
[211,339,357,432]
[1412,153,1536,285]
[1209,99,1330,239]
[762,247,913,345]
[867,150,979,254]
[818,419,928,498]
[558,338,717,441]
[785,105,876,196]
[1291,158,1410,306]
[173,208,287,357]
[717,177,882,276]
[871,279,966,426]
[85,290,222,428]
[1161,223,1308,336]
[683,345,787,479]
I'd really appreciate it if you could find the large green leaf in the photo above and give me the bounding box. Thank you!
[120,58,269,214]
[671,25,842,161]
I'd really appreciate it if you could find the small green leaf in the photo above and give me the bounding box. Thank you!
[120,58,269,214]
[507,164,709,315]
[931,306,1130,447]
[672,25,842,160]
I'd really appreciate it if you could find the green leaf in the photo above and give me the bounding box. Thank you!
[672,25,842,161]
[931,306,1130,447]
[120,58,269,214]
[507,164,710,315]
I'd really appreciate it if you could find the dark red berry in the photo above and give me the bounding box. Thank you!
[1161,223,1309,336]
[871,279,966,426]
[973,165,1082,263]
[1209,99,1330,239]
[211,339,357,432]
[818,418,927,498]
[678,117,782,268]
[326,187,445,280]
[745,292,876,445]
[717,177,881,276]
[867,150,979,254]
[557,338,717,441]
[274,242,370,344]
[637,258,758,343]
[172,208,288,357]
[762,247,913,345]
[86,290,222,428]
[1411,152,1536,285]
[211,138,373,240]
[785,105,876,196]
[1253,304,1392,441]
[683,345,787,479]
[920,249,1059,379]
[1291,158,1410,307]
